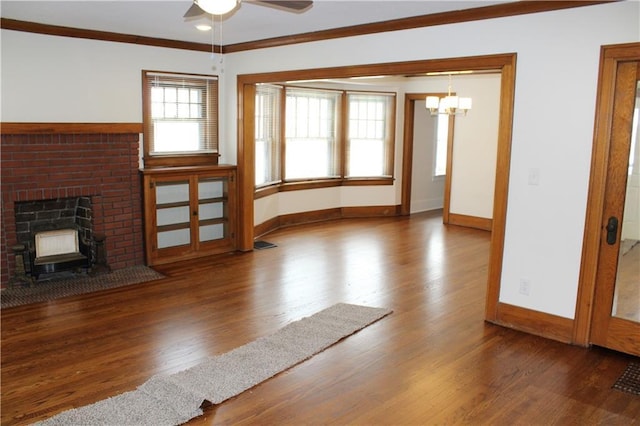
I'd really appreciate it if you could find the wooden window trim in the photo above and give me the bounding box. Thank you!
[254,176,394,200]
[142,70,220,168]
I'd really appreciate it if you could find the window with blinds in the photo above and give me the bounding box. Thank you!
[346,92,395,178]
[255,84,282,187]
[142,71,218,166]
[285,87,341,180]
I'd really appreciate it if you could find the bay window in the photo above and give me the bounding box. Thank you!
[254,84,396,191]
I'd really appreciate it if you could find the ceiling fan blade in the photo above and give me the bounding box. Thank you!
[183,3,206,18]
[254,0,313,12]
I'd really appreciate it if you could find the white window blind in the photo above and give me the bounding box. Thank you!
[255,84,282,186]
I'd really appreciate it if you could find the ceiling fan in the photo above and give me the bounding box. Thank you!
[184,0,313,17]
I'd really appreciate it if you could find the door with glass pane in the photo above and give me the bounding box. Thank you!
[590,58,640,356]
[143,166,236,265]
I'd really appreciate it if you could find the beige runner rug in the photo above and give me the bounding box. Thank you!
[35,303,392,426]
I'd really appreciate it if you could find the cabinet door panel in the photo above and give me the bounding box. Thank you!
[199,223,225,242]
[199,202,224,221]
[157,206,190,226]
[143,166,236,265]
[158,229,191,249]
[156,181,189,204]
[198,178,225,199]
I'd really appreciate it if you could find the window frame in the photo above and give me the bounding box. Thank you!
[345,91,396,179]
[142,70,220,168]
[254,84,396,198]
[284,86,342,181]
[255,84,283,187]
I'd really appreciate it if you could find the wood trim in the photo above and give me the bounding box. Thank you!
[573,42,640,346]
[341,205,401,218]
[1,122,143,134]
[140,164,237,176]
[484,55,517,322]
[0,18,216,53]
[400,95,416,216]
[254,216,280,240]
[254,178,394,200]
[238,83,256,252]
[400,92,449,216]
[226,1,611,53]
[279,208,343,228]
[447,213,492,231]
[254,205,400,238]
[489,302,575,344]
[2,3,609,54]
[239,54,521,86]
[442,113,455,225]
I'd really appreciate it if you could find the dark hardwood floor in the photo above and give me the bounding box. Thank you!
[2,211,638,425]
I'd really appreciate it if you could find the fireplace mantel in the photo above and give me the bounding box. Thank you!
[1,122,142,134]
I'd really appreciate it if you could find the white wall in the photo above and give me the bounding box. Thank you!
[448,74,501,218]
[2,1,639,319]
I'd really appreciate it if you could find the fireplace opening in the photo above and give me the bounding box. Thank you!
[14,197,94,280]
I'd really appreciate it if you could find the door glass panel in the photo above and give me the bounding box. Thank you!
[612,82,640,322]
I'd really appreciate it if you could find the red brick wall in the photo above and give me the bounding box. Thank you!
[1,133,144,287]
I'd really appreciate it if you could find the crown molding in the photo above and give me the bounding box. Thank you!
[1,1,613,54]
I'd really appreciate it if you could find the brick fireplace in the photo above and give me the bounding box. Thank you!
[1,127,145,288]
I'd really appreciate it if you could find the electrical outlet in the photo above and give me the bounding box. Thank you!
[519,278,531,296]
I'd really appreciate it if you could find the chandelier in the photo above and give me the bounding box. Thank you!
[196,0,239,15]
[426,74,472,116]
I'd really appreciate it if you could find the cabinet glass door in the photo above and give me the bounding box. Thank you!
[155,180,191,249]
[198,177,227,243]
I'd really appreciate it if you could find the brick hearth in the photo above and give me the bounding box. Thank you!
[1,131,144,287]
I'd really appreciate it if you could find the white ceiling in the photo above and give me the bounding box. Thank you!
[1,0,515,46]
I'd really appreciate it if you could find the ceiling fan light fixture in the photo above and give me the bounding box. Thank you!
[195,0,239,15]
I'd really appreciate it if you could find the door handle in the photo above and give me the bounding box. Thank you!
[606,216,618,245]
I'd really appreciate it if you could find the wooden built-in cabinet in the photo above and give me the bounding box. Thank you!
[142,165,237,266]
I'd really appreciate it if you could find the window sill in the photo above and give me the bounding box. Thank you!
[143,153,220,168]
[255,177,394,200]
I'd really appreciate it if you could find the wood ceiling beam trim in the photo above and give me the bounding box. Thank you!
[1,1,613,54]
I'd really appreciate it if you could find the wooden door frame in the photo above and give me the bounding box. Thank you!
[574,42,640,346]
[237,54,517,324]
[400,92,451,219]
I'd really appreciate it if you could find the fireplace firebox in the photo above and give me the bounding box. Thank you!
[14,197,94,281]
